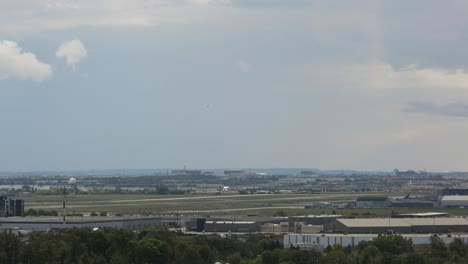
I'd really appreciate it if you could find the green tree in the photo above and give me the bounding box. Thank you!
[373,235,413,255]
[198,245,215,264]
[134,237,169,264]
[105,228,136,262]
[358,245,382,264]
[227,252,243,264]
[260,250,279,264]
[449,238,466,257]
[273,210,287,217]
[280,249,320,264]
[428,235,449,259]
[156,185,170,194]
[448,238,468,263]
[402,252,425,264]
[322,250,349,264]
[0,232,22,264]
[21,232,68,263]
[173,243,204,264]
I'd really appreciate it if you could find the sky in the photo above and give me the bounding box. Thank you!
[1,0,468,172]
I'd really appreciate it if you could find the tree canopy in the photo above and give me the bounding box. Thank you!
[0,229,468,264]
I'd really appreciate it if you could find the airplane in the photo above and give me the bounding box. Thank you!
[391,193,417,201]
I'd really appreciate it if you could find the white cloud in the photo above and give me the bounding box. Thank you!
[341,62,468,92]
[298,61,468,104]
[268,61,468,170]
[56,39,87,68]
[0,40,53,82]
[343,62,468,167]
[0,0,231,34]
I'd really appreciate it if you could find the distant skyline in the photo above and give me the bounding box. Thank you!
[0,167,457,176]
[2,1,468,171]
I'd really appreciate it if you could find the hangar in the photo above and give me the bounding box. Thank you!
[441,195,468,208]
[325,217,468,234]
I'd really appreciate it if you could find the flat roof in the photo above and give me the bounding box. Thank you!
[442,195,468,201]
[338,219,410,227]
[292,215,343,218]
[396,212,448,217]
[285,233,468,238]
[404,218,468,226]
[338,218,468,228]
[206,221,255,224]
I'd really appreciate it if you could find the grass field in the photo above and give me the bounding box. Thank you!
[17,192,387,215]
[22,191,466,217]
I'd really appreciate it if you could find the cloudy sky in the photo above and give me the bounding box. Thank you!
[1,0,468,172]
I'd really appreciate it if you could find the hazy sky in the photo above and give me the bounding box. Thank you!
[1,0,468,171]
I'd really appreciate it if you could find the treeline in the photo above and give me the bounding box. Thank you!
[31,184,187,196]
[258,235,468,264]
[0,228,283,264]
[1,228,468,264]
[24,209,110,217]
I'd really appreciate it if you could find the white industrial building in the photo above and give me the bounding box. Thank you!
[260,222,290,233]
[440,195,468,208]
[325,217,468,233]
[284,233,468,250]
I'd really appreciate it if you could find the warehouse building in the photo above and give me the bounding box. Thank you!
[324,217,468,234]
[0,216,163,232]
[284,233,468,250]
[355,197,389,208]
[390,200,435,208]
[326,218,411,233]
[188,216,287,232]
[204,220,258,233]
[440,195,468,208]
[0,196,24,217]
[288,215,341,225]
[260,222,290,233]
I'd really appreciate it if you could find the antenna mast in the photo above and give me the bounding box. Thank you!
[62,187,67,225]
